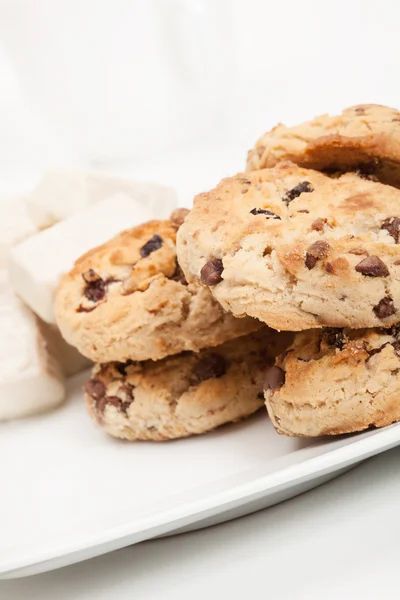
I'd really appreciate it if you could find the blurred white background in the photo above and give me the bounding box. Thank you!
[0,0,398,196]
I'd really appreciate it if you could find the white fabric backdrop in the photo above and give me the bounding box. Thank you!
[0,0,399,179]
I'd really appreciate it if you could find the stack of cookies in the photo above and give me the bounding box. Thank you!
[177,104,400,437]
[55,209,292,440]
[56,103,400,441]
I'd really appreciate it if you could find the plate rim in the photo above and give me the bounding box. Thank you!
[2,422,400,577]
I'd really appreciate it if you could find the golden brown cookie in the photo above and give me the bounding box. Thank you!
[264,327,400,437]
[247,104,400,187]
[85,328,293,441]
[177,163,400,331]
[55,211,260,362]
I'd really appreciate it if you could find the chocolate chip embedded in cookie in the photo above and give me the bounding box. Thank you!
[304,240,330,270]
[200,259,224,286]
[246,104,400,188]
[355,256,389,277]
[56,212,260,363]
[264,327,400,437]
[282,181,314,206]
[176,162,400,331]
[373,297,396,319]
[84,328,293,441]
[264,366,285,391]
[140,234,163,258]
[193,353,227,382]
[381,217,400,243]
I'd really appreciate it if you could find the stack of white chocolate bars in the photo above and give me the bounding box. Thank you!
[6,104,400,443]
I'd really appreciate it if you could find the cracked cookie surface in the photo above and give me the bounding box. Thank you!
[55,211,260,362]
[246,104,400,187]
[85,328,293,441]
[177,162,400,330]
[264,327,400,437]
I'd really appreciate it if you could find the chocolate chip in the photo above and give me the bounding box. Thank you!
[250,208,281,219]
[373,297,396,319]
[84,280,106,302]
[297,209,310,214]
[349,248,369,256]
[282,181,314,206]
[368,343,390,358]
[305,255,318,270]
[392,340,400,354]
[311,218,326,232]
[194,354,227,382]
[257,392,265,400]
[82,270,106,303]
[325,262,334,273]
[84,379,106,400]
[140,234,163,258]
[96,395,123,414]
[115,360,134,376]
[394,260,400,266]
[237,177,252,184]
[355,256,389,277]
[324,328,345,350]
[305,240,330,270]
[354,107,366,114]
[200,259,224,286]
[264,366,285,391]
[381,217,400,243]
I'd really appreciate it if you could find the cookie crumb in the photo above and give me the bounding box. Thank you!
[311,218,326,231]
[349,247,369,256]
[83,269,102,283]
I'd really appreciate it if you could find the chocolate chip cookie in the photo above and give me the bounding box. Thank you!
[85,328,293,441]
[55,210,260,362]
[247,104,400,187]
[264,327,400,437]
[177,162,400,330]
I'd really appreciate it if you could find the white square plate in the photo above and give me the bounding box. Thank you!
[1,370,400,579]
